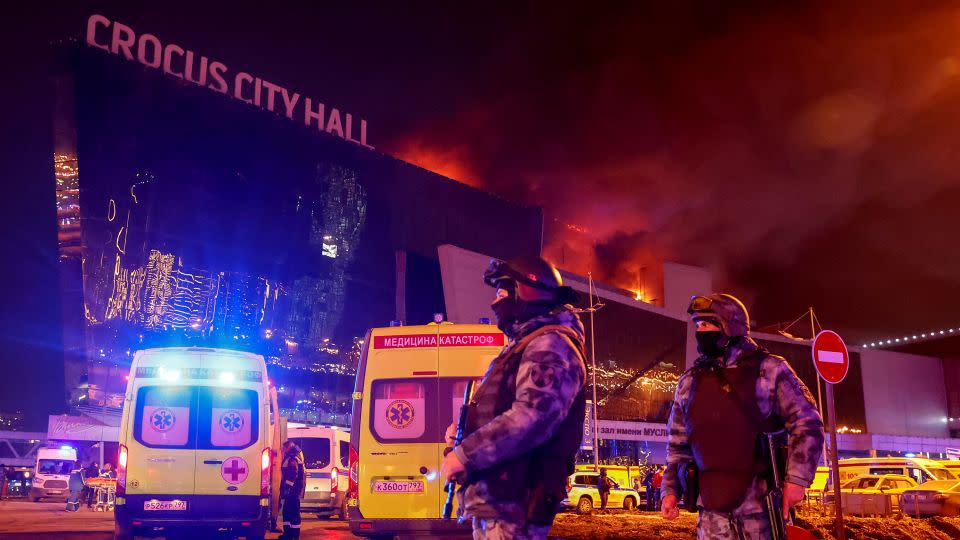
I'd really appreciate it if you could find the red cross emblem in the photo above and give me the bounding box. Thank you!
[220,456,248,484]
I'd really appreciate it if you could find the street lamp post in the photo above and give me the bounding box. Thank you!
[575,273,604,471]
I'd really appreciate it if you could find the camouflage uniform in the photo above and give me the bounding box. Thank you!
[453,307,586,540]
[663,296,825,540]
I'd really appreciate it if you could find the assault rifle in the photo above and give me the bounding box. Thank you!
[764,431,789,540]
[764,431,817,540]
[443,380,475,520]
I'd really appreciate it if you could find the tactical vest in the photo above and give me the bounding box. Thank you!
[463,325,587,516]
[688,349,781,512]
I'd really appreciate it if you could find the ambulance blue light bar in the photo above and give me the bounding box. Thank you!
[134,367,262,382]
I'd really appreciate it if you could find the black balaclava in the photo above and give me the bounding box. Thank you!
[695,331,728,359]
[491,279,556,336]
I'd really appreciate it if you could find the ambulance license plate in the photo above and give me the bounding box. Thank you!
[374,481,424,493]
[144,500,187,511]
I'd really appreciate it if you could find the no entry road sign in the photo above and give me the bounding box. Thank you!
[812,330,849,385]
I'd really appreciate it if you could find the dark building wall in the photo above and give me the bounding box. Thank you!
[757,338,867,430]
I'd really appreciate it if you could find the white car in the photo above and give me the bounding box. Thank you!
[562,471,641,514]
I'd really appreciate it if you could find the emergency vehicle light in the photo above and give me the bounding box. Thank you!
[479,317,491,324]
[389,319,402,327]
[59,445,74,452]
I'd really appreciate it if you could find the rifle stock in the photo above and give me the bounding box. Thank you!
[765,432,788,540]
[443,380,475,520]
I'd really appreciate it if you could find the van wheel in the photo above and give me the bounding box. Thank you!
[623,496,637,510]
[577,496,593,514]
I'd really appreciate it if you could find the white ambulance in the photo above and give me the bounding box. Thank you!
[30,446,78,501]
[287,425,351,519]
[348,322,504,538]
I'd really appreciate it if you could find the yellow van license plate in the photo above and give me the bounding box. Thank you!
[374,481,424,493]
[144,500,188,511]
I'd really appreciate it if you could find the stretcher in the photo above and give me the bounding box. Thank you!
[85,477,117,511]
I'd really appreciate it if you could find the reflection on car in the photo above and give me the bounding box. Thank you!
[899,480,960,517]
[822,474,917,509]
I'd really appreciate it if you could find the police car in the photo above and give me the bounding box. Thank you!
[562,471,641,514]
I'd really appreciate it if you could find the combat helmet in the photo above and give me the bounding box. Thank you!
[687,293,750,337]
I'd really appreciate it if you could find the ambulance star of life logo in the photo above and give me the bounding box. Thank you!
[151,408,175,432]
[220,410,244,433]
[386,400,415,429]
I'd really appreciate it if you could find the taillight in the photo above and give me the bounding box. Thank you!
[331,468,339,493]
[566,477,572,493]
[116,444,128,496]
[260,448,271,496]
[348,444,359,498]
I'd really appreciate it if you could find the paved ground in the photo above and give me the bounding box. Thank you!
[0,500,357,539]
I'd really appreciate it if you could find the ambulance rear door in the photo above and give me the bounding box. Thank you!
[359,326,441,519]
[436,324,504,515]
[192,354,265,504]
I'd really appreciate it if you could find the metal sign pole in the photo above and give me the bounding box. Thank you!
[826,382,845,540]
[588,273,600,471]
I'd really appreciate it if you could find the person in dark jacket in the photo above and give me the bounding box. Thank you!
[642,468,655,510]
[279,441,305,540]
[597,468,614,510]
[65,462,83,512]
[82,462,100,508]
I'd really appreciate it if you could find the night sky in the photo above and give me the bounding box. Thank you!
[5,2,960,356]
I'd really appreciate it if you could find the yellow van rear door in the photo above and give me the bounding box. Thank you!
[437,324,504,516]
[126,384,197,496]
[359,326,440,519]
[193,385,264,497]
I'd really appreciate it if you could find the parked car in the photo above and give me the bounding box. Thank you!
[562,472,641,514]
[823,474,918,508]
[899,480,960,516]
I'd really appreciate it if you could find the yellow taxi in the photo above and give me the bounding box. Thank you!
[347,322,503,538]
[114,347,277,540]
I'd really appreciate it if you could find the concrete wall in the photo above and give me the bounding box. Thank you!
[860,348,949,437]
[438,244,497,324]
[662,262,712,319]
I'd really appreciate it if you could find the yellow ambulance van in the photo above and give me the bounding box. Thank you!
[114,347,276,540]
[348,322,504,538]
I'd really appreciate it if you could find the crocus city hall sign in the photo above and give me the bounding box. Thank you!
[85,14,373,149]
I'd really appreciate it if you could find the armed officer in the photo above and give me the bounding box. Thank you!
[661,294,825,539]
[441,257,587,540]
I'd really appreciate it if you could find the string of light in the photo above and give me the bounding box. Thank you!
[861,327,958,348]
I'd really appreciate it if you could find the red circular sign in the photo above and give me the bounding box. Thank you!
[812,330,849,384]
[221,456,249,485]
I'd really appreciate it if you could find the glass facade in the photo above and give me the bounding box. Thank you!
[59,45,542,424]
